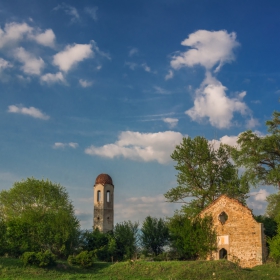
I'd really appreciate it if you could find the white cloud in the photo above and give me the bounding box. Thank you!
[163,118,178,128]
[0,22,55,49]
[186,73,249,128]
[154,86,171,94]
[165,70,174,80]
[8,105,49,120]
[250,189,270,202]
[14,47,44,75]
[40,72,65,84]
[54,4,80,22]
[171,30,239,72]
[129,48,138,57]
[53,43,93,72]
[246,117,260,129]
[85,7,98,21]
[0,58,12,70]
[85,131,184,164]
[0,22,33,48]
[53,142,79,149]
[79,79,93,87]
[30,29,56,48]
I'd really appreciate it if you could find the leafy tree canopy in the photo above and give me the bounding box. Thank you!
[168,214,216,260]
[140,216,169,256]
[165,136,249,216]
[230,111,280,189]
[0,178,80,257]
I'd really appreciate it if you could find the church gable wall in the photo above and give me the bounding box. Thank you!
[201,195,266,268]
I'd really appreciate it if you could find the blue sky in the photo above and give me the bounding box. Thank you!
[0,0,279,228]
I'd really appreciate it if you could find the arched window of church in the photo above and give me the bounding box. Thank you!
[218,212,228,225]
[97,190,101,202]
[107,191,110,202]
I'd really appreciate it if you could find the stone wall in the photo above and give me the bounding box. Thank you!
[200,195,267,268]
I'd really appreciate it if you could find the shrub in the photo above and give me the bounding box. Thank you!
[21,251,56,267]
[68,251,95,268]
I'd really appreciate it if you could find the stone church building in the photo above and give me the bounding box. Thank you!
[200,195,267,268]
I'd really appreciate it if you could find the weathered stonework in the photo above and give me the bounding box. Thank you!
[93,174,114,233]
[200,195,267,268]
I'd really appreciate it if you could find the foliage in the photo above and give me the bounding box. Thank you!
[254,215,277,239]
[80,229,109,252]
[140,216,169,256]
[0,177,80,257]
[165,136,249,216]
[68,251,95,268]
[113,221,139,260]
[266,191,280,219]
[230,111,280,189]
[21,251,56,267]
[168,214,217,260]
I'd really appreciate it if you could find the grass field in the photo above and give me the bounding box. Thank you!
[1,257,280,279]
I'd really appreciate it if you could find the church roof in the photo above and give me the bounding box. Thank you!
[95,174,113,186]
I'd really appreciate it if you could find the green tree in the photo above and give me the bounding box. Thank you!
[113,221,139,260]
[165,136,249,216]
[168,214,216,260]
[140,216,169,256]
[0,178,80,257]
[266,191,280,219]
[254,215,277,239]
[230,111,280,189]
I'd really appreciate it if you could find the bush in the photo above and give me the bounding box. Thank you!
[68,251,95,268]
[22,251,56,267]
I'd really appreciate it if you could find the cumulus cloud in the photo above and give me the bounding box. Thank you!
[163,118,178,128]
[52,142,79,149]
[13,47,44,75]
[142,63,151,72]
[165,70,174,80]
[171,29,239,72]
[79,79,93,87]
[85,131,184,164]
[0,22,55,49]
[0,22,33,48]
[186,73,249,128]
[53,43,93,72]
[246,117,260,129]
[40,72,65,84]
[250,189,270,202]
[30,29,56,48]
[85,7,98,21]
[8,105,49,120]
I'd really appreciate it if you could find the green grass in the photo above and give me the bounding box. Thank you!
[1,257,280,279]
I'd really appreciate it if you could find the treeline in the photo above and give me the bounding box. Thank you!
[0,178,217,267]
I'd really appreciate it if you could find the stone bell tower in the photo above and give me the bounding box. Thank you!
[93,174,114,233]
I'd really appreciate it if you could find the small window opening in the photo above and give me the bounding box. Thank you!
[107,191,110,202]
[97,216,100,221]
[218,212,228,225]
[97,190,101,202]
[219,248,227,259]
[107,216,110,223]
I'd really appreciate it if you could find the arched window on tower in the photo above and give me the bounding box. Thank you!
[97,190,101,202]
[107,191,110,202]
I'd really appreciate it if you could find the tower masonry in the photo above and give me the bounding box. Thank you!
[93,174,114,233]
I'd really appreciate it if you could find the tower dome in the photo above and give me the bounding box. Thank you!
[95,174,113,186]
